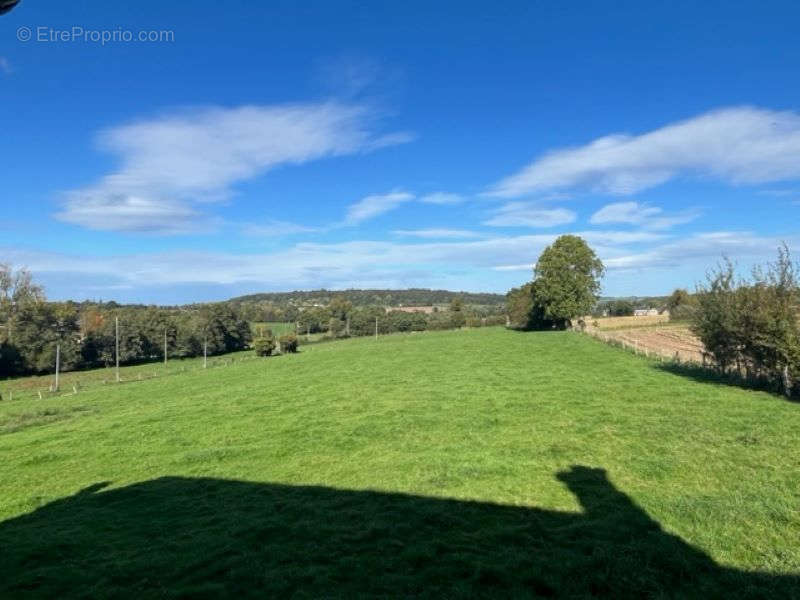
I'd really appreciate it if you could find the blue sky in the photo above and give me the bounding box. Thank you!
[2,0,800,303]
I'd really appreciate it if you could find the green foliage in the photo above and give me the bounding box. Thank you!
[506,283,535,329]
[507,236,604,330]
[327,296,353,321]
[230,288,506,308]
[0,266,253,377]
[278,332,298,353]
[447,296,466,328]
[7,302,81,374]
[667,288,697,321]
[385,310,428,332]
[0,341,22,375]
[602,299,635,317]
[692,247,800,397]
[531,235,604,329]
[252,335,277,357]
[347,307,382,336]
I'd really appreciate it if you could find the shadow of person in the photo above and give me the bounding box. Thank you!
[1,466,796,598]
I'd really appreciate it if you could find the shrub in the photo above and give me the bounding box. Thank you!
[692,247,800,397]
[252,335,277,357]
[279,333,299,353]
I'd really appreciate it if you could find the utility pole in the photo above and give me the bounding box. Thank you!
[375,316,378,339]
[203,336,208,369]
[346,316,350,336]
[54,342,60,392]
[164,328,168,367]
[115,316,120,382]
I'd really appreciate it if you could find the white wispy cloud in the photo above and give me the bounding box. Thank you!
[56,195,212,234]
[57,102,412,233]
[488,106,800,198]
[590,201,700,230]
[241,220,320,237]
[343,190,414,225]
[419,192,465,205]
[491,264,533,272]
[602,231,795,270]
[483,203,576,227]
[757,188,800,197]
[9,229,795,300]
[392,228,481,239]
[1,229,663,289]
[0,57,11,75]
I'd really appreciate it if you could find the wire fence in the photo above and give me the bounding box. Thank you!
[0,351,269,404]
[1,322,503,404]
[581,326,709,366]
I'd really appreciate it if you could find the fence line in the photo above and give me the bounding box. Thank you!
[580,326,703,366]
[3,323,504,404]
[1,352,266,404]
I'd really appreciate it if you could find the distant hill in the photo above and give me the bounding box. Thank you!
[229,288,506,307]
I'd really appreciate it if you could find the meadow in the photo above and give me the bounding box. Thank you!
[251,321,297,336]
[252,320,327,343]
[1,328,798,597]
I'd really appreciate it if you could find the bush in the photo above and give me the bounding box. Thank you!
[692,248,800,397]
[279,333,298,353]
[253,335,277,357]
[607,300,634,317]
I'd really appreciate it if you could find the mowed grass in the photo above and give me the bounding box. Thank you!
[1,328,799,597]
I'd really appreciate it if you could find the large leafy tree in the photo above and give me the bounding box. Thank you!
[532,235,604,329]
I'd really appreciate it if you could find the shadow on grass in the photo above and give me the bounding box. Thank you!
[1,466,796,598]
[652,361,796,401]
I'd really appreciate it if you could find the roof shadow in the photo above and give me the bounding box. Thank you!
[1,466,796,597]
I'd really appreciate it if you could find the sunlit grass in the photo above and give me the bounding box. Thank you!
[1,328,798,596]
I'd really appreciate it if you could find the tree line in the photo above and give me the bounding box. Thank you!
[279,296,506,340]
[0,265,507,378]
[0,264,252,378]
[230,288,506,322]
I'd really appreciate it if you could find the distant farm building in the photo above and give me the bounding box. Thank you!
[633,308,660,317]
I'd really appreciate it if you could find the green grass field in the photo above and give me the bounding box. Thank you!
[252,320,326,343]
[251,321,296,336]
[1,328,799,597]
